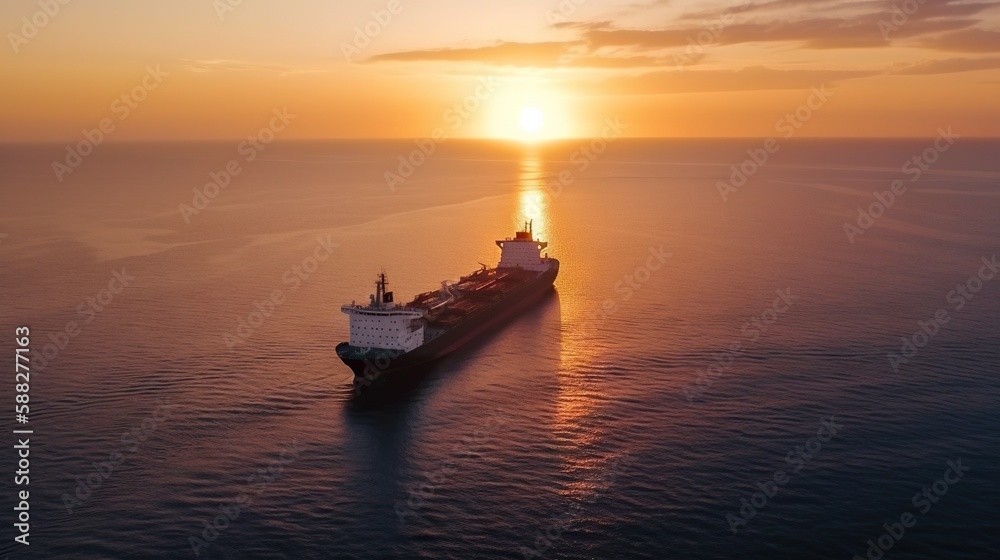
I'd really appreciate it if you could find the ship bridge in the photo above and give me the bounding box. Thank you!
[341,273,425,352]
[496,220,555,272]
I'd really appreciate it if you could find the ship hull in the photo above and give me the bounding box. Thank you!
[338,261,558,395]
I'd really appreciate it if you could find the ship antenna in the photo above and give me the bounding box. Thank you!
[375,269,388,305]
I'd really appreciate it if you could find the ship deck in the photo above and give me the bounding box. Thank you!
[408,266,539,328]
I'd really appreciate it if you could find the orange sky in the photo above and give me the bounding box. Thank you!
[3,0,1000,141]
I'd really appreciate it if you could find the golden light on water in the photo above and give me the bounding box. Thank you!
[514,147,606,500]
[517,151,548,239]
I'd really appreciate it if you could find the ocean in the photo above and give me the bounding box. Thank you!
[0,138,998,559]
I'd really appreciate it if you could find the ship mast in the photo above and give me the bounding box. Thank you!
[372,271,390,307]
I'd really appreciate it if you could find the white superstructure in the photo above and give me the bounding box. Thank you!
[340,273,425,352]
[496,220,556,272]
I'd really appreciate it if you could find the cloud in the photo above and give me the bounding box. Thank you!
[366,41,699,68]
[597,66,877,94]
[361,0,1000,81]
[366,42,582,66]
[916,28,1000,52]
[607,0,674,19]
[182,59,293,73]
[582,14,984,51]
[892,56,1000,75]
[575,0,998,51]
[564,54,701,68]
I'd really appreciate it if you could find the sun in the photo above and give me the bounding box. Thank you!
[519,106,544,137]
[481,83,577,140]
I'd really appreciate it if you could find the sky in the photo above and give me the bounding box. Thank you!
[3,0,1000,141]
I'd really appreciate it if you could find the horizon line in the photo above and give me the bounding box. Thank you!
[3,135,1000,145]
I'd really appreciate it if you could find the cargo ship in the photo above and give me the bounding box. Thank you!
[337,221,558,394]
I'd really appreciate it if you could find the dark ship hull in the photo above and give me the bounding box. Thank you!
[337,261,558,394]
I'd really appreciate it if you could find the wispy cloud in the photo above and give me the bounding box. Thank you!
[365,41,693,68]
[180,59,329,76]
[915,28,1000,52]
[597,66,877,94]
[182,59,292,73]
[369,0,1000,72]
[360,0,1000,94]
[366,42,583,66]
[892,56,1000,75]
[580,14,983,51]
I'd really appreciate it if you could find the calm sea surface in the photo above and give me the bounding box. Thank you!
[0,139,998,559]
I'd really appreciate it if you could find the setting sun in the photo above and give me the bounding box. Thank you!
[480,83,578,141]
[519,106,544,137]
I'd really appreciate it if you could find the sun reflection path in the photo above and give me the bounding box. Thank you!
[517,150,548,241]
[515,149,625,506]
